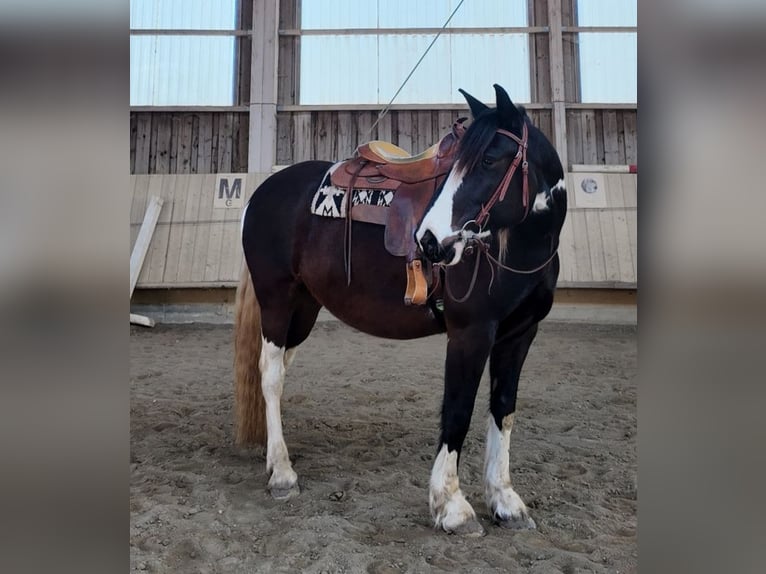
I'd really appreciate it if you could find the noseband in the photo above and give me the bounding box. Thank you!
[474,122,529,228]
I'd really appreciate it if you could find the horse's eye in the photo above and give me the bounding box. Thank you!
[482,157,494,167]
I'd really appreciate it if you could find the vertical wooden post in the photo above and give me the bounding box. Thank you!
[548,0,569,171]
[248,0,280,172]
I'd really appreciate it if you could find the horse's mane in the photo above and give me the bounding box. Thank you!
[454,106,529,173]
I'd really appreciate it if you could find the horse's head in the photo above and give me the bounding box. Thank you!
[416,84,564,266]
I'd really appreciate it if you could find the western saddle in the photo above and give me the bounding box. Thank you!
[330,118,466,305]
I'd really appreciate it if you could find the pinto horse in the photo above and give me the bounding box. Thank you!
[235,84,567,536]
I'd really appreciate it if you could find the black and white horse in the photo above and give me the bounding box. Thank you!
[235,84,567,536]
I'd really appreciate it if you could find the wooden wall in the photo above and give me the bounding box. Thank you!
[276,109,553,165]
[130,113,249,174]
[567,109,637,166]
[130,171,636,289]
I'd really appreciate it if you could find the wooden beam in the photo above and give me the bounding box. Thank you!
[130,29,253,36]
[548,0,569,170]
[279,27,549,36]
[277,103,553,112]
[248,0,280,171]
[130,106,249,112]
[130,195,165,298]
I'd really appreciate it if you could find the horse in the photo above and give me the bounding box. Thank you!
[234,84,568,536]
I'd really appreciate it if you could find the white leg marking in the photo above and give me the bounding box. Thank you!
[415,166,466,244]
[484,415,534,527]
[259,339,297,494]
[429,444,479,533]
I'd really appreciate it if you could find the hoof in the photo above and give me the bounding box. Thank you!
[269,482,299,500]
[446,519,486,537]
[495,511,536,530]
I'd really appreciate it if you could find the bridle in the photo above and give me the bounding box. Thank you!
[436,121,559,303]
[474,122,530,228]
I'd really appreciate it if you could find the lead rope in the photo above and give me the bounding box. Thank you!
[442,239,558,303]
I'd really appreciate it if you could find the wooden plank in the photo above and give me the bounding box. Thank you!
[623,111,638,165]
[599,208,621,283]
[558,213,577,284]
[190,175,216,282]
[336,111,356,160]
[293,112,312,162]
[604,174,624,208]
[144,177,176,284]
[162,175,191,283]
[153,113,173,174]
[610,175,636,283]
[397,112,413,154]
[584,210,606,282]
[219,201,247,284]
[197,114,214,173]
[570,209,592,283]
[616,110,626,164]
[314,111,337,161]
[621,174,637,208]
[566,110,583,166]
[130,114,137,174]
[276,113,293,164]
[130,194,164,297]
[130,175,151,227]
[190,114,200,173]
[168,115,180,173]
[218,113,234,172]
[356,111,375,143]
[437,110,455,137]
[581,110,598,165]
[376,111,393,144]
[603,110,620,165]
[572,164,635,173]
[204,178,229,283]
[594,110,605,164]
[416,111,434,153]
[175,175,205,283]
[176,114,193,174]
[129,313,155,328]
[133,114,152,174]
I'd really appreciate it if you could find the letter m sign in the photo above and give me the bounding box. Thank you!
[214,174,246,209]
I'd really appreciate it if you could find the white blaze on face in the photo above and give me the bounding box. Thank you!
[415,166,466,246]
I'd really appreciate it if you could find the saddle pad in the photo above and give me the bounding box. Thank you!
[311,165,395,219]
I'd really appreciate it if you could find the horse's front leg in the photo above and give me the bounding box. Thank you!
[484,322,539,529]
[430,323,494,537]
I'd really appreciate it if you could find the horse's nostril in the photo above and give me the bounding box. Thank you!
[420,230,444,263]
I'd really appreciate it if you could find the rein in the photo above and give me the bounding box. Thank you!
[443,239,558,304]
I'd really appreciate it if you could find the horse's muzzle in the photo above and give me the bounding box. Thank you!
[419,229,456,264]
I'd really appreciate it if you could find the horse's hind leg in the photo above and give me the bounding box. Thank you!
[484,320,539,529]
[259,286,321,500]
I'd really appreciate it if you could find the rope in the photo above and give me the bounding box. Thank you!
[368,0,468,136]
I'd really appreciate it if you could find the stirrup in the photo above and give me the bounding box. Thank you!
[404,260,428,306]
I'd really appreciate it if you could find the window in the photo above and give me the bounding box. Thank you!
[299,0,530,105]
[130,0,237,106]
[576,0,637,103]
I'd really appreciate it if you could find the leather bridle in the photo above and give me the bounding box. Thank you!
[474,122,530,228]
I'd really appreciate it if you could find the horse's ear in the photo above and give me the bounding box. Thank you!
[493,84,522,130]
[458,88,489,118]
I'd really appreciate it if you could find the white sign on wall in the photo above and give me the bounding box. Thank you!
[572,172,607,208]
[214,174,246,209]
